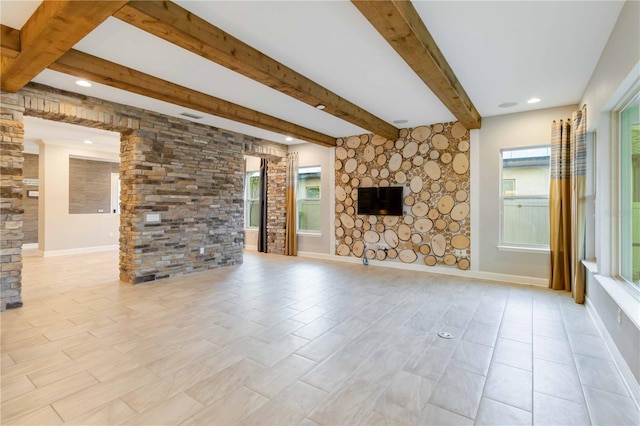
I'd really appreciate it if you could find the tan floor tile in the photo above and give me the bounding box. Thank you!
[0,375,36,402]
[301,348,366,392]
[145,340,218,377]
[127,392,205,425]
[28,348,124,387]
[308,378,382,425]
[1,350,70,381]
[3,251,633,426]
[3,405,63,426]
[7,332,91,364]
[64,398,137,425]
[245,335,310,367]
[245,354,317,398]
[186,358,265,406]
[51,367,160,421]
[374,370,436,420]
[294,331,350,362]
[181,385,268,425]
[240,381,327,425]
[121,362,215,413]
[2,371,98,423]
[1,333,49,353]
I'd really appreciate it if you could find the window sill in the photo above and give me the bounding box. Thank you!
[298,231,322,237]
[582,259,598,274]
[497,245,550,254]
[590,273,640,329]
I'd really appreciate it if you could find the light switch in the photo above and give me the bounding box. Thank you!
[145,212,161,224]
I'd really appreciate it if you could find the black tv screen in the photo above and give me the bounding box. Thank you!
[357,187,403,216]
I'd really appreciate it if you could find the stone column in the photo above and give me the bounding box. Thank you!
[0,93,25,310]
[267,158,287,254]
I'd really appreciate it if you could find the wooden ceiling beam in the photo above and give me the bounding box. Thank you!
[0,24,20,58]
[48,49,336,147]
[1,0,129,93]
[114,0,399,139]
[352,0,482,129]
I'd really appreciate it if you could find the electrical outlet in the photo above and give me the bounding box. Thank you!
[200,247,205,255]
[454,249,467,257]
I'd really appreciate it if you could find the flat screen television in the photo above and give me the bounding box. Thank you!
[357,186,404,216]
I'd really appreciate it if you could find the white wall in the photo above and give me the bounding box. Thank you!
[578,0,640,396]
[475,105,578,279]
[38,141,119,255]
[581,0,640,132]
[290,143,332,254]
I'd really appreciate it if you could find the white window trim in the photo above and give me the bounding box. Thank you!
[497,245,550,254]
[592,60,640,321]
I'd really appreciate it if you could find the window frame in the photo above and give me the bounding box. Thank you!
[297,165,322,234]
[619,92,640,288]
[498,145,551,251]
[244,170,260,230]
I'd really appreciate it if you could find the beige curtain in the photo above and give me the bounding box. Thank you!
[285,152,298,256]
[549,105,587,303]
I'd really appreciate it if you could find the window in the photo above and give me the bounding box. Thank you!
[245,171,260,229]
[298,166,321,233]
[500,146,551,248]
[620,93,640,286]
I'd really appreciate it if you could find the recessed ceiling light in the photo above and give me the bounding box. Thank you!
[75,80,92,87]
[527,98,541,104]
[498,102,518,108]
[316,104,326,110]
[393,119,408,124]
[285,137,293,142]
[83,140,93,144]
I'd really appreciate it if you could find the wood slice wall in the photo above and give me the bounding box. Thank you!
[334,122,471,270]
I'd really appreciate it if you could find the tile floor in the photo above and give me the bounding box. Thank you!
[1,250,639,425]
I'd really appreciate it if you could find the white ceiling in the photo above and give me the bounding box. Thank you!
[23,116,120,154]
[0,1,625,147]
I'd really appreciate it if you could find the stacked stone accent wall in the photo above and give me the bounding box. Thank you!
[118,122,244,284]
[0,92,25,310]
[22,153,38,244]
[335,122,471,270]
[0,82,285,309]
[266,158,287,254]
[69,158,119,214]
[243,136,288,159]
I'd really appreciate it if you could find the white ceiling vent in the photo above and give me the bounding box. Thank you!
[180,112,204,119]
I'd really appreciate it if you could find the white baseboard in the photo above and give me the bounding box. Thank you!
[22,243,38,249]
[39,245,118,257]
[296,251,547,287]
[586,298,640,410]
